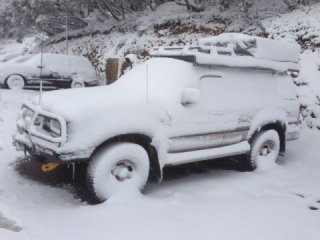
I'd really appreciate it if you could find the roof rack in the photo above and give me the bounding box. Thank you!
[151,33,301,73]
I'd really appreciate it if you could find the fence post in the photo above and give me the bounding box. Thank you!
[106,58,119,85]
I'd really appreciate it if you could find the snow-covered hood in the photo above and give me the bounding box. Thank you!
[37,84,149,122]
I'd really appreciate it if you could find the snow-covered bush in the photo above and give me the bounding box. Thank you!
[294,50,320,130]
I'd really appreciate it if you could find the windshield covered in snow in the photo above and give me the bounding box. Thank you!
[15,55,33,63]
[4,55,33,64]
[115,57,199,104]
[21,54,41,66]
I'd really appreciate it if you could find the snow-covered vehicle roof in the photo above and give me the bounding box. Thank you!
[151,33,301,72]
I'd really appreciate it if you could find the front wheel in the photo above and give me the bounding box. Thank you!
[6,75,25,89]
[86,142,150,203]
[245,130,280,171]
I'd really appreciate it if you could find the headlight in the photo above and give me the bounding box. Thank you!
[21,105,35,120]
[35,115,61,137]
[48,119,61,136]
[17,105,35,132]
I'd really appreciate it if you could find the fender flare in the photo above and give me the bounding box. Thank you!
[89,133,163,182]
[247,108,288,153]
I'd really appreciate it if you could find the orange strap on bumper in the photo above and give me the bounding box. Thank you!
[41,163,60,172]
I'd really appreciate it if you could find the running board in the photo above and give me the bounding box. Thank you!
[166,141,250,166]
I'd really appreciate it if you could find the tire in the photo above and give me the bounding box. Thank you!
[86,142,150,203]
[245,130,280,171]
[70,80,85,88]
[6,75,25,89]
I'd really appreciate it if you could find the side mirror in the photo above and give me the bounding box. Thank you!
[181,88,200,106]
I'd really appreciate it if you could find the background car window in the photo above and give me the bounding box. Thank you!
[16,57,31,63]
[43,54,71,76]
[26,54,41,67]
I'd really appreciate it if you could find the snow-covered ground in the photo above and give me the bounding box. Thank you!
[0,89,320,239]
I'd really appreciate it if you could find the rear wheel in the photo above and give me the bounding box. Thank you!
[70,80,85,88]
[86,142,150,203]
[245,130,280,171]
[6,75,25,89]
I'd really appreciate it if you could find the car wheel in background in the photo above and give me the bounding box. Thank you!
[245,130,280,171]
[6,75,25,90]
[70,80,85,88]
[86,142,150,203]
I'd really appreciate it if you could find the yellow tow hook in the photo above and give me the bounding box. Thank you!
[41,162,60,173]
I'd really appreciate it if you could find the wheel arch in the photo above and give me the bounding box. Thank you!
[248,121,286,154]
[90,133,162,181]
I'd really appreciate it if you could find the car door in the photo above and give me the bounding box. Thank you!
[26,54,52,85]
[167,73,241,154]
[42,55,63,81]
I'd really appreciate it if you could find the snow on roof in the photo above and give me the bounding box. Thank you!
[151,33,301,72]
[194,54,299,72]
[199,33,301,63]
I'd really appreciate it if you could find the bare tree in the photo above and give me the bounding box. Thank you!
[241,0,254,15]
[283,0,310,11]
[175,0,205,12]
[219,0,230,11]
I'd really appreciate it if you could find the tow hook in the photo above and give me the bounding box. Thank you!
[41,162,60,172]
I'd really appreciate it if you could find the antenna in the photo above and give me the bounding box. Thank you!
[65,0,69,55]
[146,63,149,103]
[39,32,44,106]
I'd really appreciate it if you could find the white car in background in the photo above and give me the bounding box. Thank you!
[0,53,98,89]
[13,34,301,203]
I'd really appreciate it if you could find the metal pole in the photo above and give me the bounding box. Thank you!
[39,32,44,106]
[65,0,69,55]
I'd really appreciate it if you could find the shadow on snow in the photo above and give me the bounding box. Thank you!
[14,155,248,205]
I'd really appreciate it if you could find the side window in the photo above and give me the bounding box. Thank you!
[198,72,262,111]
[68,58,83,74]
[42,54,58,72]
[27,54,41,68]
[46,55,70,75]
[199,75,222,99]
[276,74,297,100]
[42,55,51,70]
[198,75,228,110]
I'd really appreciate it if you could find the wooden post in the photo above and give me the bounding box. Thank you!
[106,58,119,85]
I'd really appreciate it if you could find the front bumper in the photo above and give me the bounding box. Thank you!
[13,135,65,164]
[13,136,87,164]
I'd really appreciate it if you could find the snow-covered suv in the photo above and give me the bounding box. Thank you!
[0,53,98,89]
[13,34,301,202]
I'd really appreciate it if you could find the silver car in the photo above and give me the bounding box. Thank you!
[0,53,98,89]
